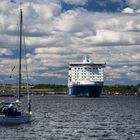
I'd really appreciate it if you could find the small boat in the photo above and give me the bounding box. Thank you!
[0,7,32,125]
[0,101,31,125]
[0,114,31,125]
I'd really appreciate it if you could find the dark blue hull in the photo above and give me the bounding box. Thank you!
[67,85,103,97]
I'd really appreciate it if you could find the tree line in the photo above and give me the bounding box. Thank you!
[0,84,140,95]
[103,84,140,95]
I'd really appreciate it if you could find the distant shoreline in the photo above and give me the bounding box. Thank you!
[0,84,140,96]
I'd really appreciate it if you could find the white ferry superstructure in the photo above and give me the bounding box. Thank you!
[67,56,106,97]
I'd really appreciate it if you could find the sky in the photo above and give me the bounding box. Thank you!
[0,0,140,85]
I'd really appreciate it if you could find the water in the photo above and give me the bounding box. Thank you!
[0,95,140,140]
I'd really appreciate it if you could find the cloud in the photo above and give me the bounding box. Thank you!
[105,64,140,84]
[0,1,140,85]
[122,7,140,14]
[0,48,13,55]
[122,0,140,14]
[62,0,88,5]
[125,0,140,9]
[122,7,135,14]
[126,71,140,80]
[52,9,96,34]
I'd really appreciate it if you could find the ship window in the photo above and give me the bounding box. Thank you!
[85,68,87,70]
[69,68,71,70]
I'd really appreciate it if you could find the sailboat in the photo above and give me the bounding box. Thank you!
[0,9,32,125]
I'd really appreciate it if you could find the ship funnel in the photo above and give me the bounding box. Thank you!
[83,55,91,63]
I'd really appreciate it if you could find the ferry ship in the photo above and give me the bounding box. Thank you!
[67,56,106,97]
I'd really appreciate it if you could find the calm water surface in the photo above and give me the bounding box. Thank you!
[0,95,140,140]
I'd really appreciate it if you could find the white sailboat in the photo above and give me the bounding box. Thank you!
[0,8,32,125]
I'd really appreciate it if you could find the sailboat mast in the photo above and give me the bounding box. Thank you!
[18,9,23,100]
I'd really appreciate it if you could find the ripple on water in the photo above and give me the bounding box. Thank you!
[0,95,140,140]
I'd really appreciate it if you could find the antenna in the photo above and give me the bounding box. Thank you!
[19,0,22,10]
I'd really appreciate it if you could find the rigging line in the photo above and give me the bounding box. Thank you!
[9,23,19,87]
[23,24,30,102]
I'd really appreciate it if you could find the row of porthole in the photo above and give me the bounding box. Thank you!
[73,67,102,70]
[74,79,103,81]
[73,70,102,73]
[74,73,103,76]
[73,76,103,79]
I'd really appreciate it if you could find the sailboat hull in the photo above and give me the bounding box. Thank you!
[0,113,31,125]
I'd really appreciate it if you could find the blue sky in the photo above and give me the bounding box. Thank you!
[0,0,140,85]
[62,0,126,12]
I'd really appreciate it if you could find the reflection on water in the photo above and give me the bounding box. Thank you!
[0,95,140,140]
